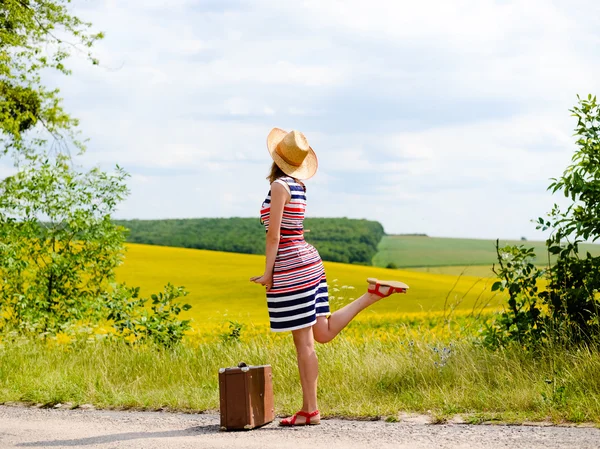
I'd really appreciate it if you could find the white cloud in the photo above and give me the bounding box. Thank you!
[175,39,210,56]
[28,0,599,240]
[298,0,571,45]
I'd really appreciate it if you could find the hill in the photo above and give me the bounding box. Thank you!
[116,243,501,326]
[114,217,384,265]
[373,235,600,268]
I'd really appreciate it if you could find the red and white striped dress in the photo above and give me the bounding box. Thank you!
[260,176,330,332]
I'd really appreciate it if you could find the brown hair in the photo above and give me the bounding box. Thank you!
[266,162,305,192]
[267,161,287,184]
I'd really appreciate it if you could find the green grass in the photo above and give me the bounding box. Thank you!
[373,235,600,268]
[1,326,599,423]
[406,265,497,277]
[5,244,597,423]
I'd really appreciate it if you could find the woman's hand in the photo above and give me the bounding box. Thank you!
[250,273,273,291]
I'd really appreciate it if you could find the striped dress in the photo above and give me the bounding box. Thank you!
[260,176,330,332]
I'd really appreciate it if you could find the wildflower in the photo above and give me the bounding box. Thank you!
[94,326,110,335]
[55,332,72,345]
[124,334,137,344]
[1,308,14,320]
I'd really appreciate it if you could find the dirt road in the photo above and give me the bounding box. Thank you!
[1,405,599,449]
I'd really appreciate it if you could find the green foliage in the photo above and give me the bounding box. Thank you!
[116,218,265,254]
[219,320,245,343]
[537,94,600,344]
[538,249,600,344]
[0,154,129,333]
[306,218,385,264]
[0,1,191,347]
[0,82,41,133]
[106,284,192,347]
[0,154,192,346]
[115,217,385,265]
[546,94,600,244]
[484,242,545,348]
[0,0,103,157]
[484,95,600,348]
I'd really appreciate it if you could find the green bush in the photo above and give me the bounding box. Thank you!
[219,320,245,343]
[106,284,192,347]
[484,242,546,348]
[0,155,191,347]
[484,95,600,348]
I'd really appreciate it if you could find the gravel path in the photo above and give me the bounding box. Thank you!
[1,405,599,449]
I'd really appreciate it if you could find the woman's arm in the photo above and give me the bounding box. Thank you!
[250,182,289,291]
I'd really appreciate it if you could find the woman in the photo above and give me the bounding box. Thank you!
[251,128,408,427]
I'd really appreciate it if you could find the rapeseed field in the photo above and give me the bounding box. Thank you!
[115,243,501,331]
[5,243,600,423]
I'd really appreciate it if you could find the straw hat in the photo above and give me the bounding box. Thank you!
[267,128,318,180]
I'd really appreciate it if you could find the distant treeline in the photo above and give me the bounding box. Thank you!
[392,233,429,237]
[114,218,385,265]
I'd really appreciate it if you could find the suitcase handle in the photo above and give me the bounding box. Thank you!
[238,362,248,368]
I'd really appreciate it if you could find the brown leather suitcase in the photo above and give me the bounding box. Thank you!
[218,363,274,430]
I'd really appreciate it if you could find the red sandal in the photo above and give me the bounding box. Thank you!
[367,278,409,297]
[279,410,321,426]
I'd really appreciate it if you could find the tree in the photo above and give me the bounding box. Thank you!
[544,94,600,246]
[0,2,192,346]
[0,0,103,158]
[0,154,129,333]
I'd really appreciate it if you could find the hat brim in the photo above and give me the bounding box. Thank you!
[267,127,318,180]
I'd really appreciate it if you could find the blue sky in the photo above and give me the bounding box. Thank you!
[7,0,600,239]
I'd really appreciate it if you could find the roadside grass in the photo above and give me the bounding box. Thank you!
[1,317,599,424]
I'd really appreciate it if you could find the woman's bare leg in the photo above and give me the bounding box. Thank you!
[313,285,393,344]
[290,326,321,423]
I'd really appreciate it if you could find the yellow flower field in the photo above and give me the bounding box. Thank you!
[116,244,502,329]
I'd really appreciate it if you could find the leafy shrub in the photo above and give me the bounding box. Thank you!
[484,242,546,348]
[219,320,245,343]
[540,249,600,343]
[538,94,600,343]
[0,155,191,346]
[484,95,600,348]
[106,284,191,347]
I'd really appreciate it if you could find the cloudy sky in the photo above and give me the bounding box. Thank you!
[27,0,600,238]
